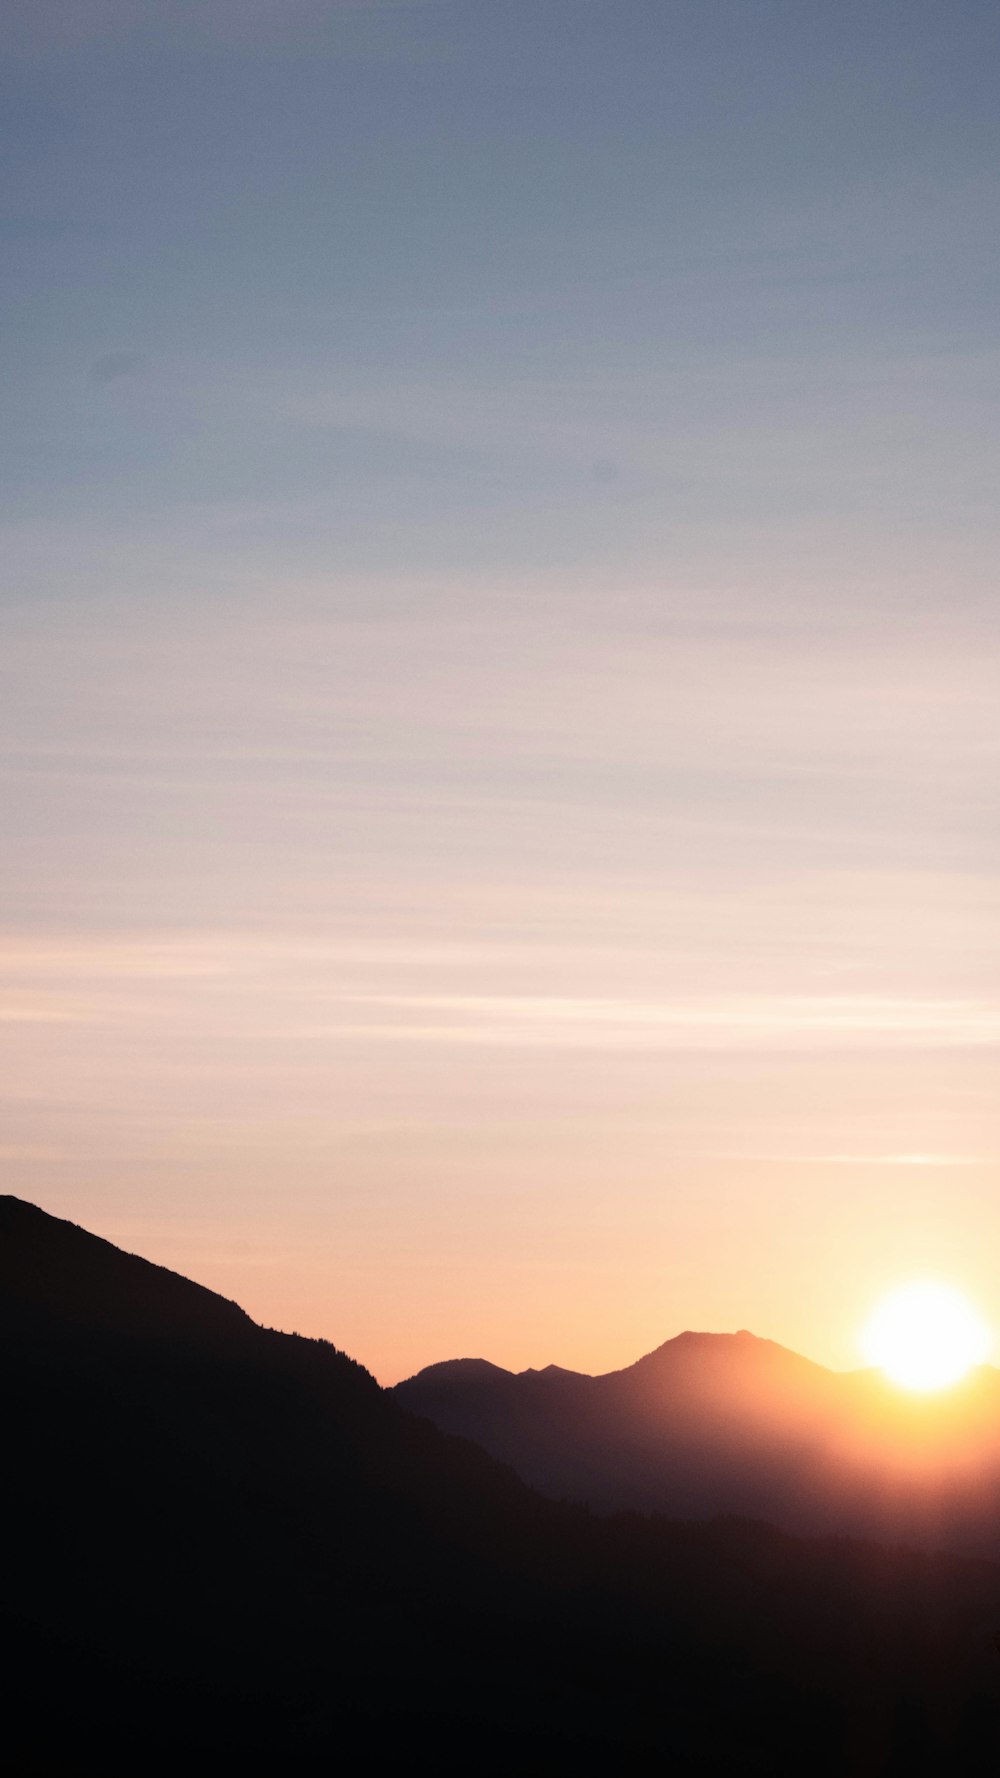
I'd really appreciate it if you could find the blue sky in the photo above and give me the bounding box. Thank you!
[3,2,1000,1380]
[6,0,999,593]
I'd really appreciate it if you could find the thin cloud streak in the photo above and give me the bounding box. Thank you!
[323,994,1000,1051]
[707,1152,998,1168]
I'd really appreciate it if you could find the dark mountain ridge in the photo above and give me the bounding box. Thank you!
[4,1195,1000,1774]
[0,1193,255,1347]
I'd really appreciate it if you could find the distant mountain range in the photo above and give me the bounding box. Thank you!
[395,1333,1000,1555]
[4,1195,1000,1774]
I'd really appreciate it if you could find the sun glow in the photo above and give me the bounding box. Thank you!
[861,1282,992,1392]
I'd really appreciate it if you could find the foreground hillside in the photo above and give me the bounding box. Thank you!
[3,1196,1000,1775]
[395,1331,1000,1554]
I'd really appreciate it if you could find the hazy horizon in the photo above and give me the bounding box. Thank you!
[4,1,999,1386]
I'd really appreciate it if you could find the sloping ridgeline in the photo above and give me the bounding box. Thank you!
[3,1196,1000,1775]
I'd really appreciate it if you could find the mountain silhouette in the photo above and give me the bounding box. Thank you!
[0,1193,255,1346]
[4,1195,1000,1775]
[396,1329,1000,1552]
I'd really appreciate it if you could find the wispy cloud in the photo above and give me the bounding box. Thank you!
[708,1152,998,1168]
[89,350,145,385]
[325,993,1000,1051]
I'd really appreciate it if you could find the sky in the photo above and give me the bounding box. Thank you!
[3,0,1000,1383]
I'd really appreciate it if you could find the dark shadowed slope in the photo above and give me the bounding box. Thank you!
[0,1193,254,1345]
[395,1330,1000,1552]
[4,1196,1000,1776]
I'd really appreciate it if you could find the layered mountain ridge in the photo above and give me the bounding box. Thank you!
[396,1329,1000,1551]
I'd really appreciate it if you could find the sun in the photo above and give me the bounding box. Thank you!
[861,1281,992,1392]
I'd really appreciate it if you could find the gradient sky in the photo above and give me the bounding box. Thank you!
[4,0,1000,1382]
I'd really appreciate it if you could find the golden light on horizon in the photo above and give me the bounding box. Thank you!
[861,1282,993,1393]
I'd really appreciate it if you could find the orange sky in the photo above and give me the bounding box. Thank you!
[3,614,998,1387]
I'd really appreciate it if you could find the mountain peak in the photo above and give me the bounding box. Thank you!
[398,1356,514,1388]
[519,1362,588,1380]
[624,1327,829,1376]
